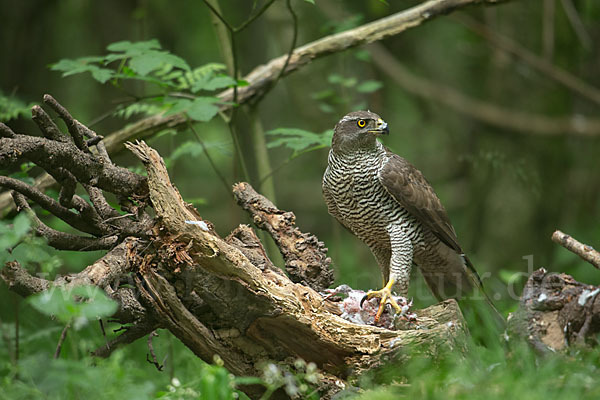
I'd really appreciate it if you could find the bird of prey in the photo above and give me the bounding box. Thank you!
[322,110,500,323]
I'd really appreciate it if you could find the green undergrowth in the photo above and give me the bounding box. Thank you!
[349,342,600,400]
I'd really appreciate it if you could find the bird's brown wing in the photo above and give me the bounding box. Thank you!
[381,152,504,325]
[379,151,463,253]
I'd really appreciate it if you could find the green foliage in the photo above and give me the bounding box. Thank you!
[350,344,600,400]
[0,213,31,253]
[255,359,320,399]
[50,40,243,123]
[28,285,118,330]
[163,96,220,122]
[0,92,35,122]
[0,351,156,400]
[266,128,333,156]
[167,139,231,167]
[114,102,164,119]
[0,214,61,274]
[312,73,382,114]
[156,356,238,400]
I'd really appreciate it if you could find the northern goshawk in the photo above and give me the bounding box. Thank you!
[322,110,499,322]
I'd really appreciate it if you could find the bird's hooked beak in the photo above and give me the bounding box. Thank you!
[369,118,389,136]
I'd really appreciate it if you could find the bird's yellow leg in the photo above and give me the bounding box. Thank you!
[364,278,403,323]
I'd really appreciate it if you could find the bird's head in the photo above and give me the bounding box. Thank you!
[331,110,388,154]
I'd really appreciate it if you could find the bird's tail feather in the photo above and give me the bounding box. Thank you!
[463,255,506,331]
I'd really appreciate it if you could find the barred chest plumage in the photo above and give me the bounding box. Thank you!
[322,141,425,252]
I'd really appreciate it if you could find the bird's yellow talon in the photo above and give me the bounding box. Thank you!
[364,279,402,323]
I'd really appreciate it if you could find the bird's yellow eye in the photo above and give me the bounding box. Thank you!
[357,119,366,128]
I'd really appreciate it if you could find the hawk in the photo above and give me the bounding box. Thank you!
[322,110,500,322]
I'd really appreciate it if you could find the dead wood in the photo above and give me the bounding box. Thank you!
[507,232,600,352]
[233,182,333,291]
[508,268,600,352]
[1,98,469,398]
[551,230,600,270]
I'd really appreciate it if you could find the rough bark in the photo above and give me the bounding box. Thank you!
[233,182,334,291]
[508,232,600,352]
[508,268,600,352]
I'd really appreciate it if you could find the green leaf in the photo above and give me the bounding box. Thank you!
[90,68,114,83]
[28,285,118,328]
[51,59,114,83]
[203,75,237,91]
[233,377,265,386]
[106,39,161,54]
[129,51,190,76]
[128,53,165,76]
[328,74,357,87]
[170,140,231,164]
[71,286,118,321]
[266,128,333,154]
[303,0,315,4]
[162,97,219,122]
[0,214,30,252]
[354,49,371,62]
[311,89,335,101]
[114,101,165,119]
[356,80,383,93]
[164,98,192,116]
[0,92,36,122]
[189,70,236,93]
[12,213,31,239]
[187,97,220,122]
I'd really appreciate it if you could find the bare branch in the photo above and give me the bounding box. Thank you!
[31,105,67,142]
[91,320,160,358]
[233,182,333,291]
[43,94,89,152]
[0,176,102,235]
[455,14,600,106]
[54,323,71,359]
[552,230,600,269]
[12,192,117,251]
[0,122,16,139]
[560,0,592,50]
[146,330,164,371]
[0,261,51,297]
[0,134,147,198]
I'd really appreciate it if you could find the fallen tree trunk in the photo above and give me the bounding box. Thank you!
[0,98,468,398]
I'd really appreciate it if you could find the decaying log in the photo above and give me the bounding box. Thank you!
[508,268,600,352]
[1,98,469,398]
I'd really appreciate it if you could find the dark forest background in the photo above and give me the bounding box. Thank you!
[1,1,600,399]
